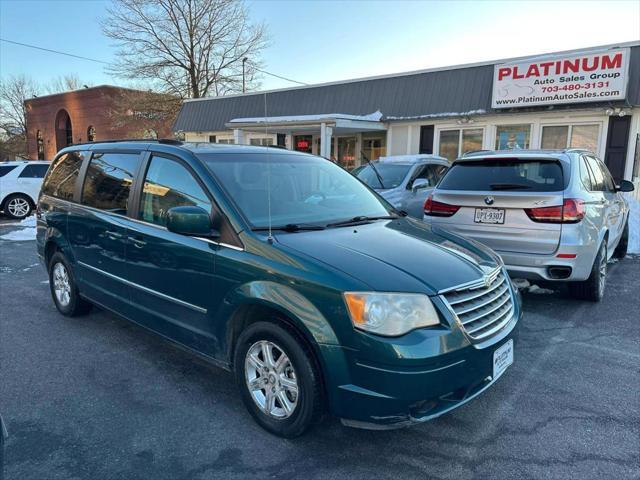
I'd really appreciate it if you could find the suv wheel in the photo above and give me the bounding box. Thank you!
[4,194,32,219]
[612,219,629,259]
[568,240,607,302]
[234,321,323,438]
[48,252,92,316]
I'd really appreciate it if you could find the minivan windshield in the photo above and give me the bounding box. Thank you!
[438,159,565,192]
[202,153,391,228]
[356,163,411,189]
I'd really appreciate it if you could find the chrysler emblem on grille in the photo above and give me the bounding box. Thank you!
[484,196,494,205]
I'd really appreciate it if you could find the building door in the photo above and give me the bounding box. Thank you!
[419,125,434,154]
[55,109,73,152]
[604,116,631,183]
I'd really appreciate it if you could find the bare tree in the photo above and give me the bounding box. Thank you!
[0,75,39,159]
[108,88,182,138]
[44,74,92,95]
[102,0,268,98]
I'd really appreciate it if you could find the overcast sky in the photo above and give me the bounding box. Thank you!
[1,0,639,92]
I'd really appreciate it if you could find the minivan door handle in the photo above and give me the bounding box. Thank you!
[105,230,124,240]
[128,236,147,248]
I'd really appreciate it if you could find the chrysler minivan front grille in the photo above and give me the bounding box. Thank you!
[440,269,514,341]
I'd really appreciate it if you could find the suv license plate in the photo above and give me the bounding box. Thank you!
[475,208,505,224]
[493,339,513,380]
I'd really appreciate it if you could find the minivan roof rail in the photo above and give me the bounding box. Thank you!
[70,138,184,148]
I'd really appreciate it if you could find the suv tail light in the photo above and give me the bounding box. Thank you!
[524,198,584,224]
[424,194,460,217]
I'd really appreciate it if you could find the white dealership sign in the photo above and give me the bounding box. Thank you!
[492,48,630,109]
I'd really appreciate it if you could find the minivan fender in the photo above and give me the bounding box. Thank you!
[218,280,341,359]
[42,227,75,267]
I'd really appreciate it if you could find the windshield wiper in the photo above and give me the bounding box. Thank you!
[252,224,326,232]
[326,215,398,228]
[489,183,532,191]
[361,150,385,189]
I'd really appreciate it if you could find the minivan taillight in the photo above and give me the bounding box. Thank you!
[524,198,584,224]
[424,194,460,217]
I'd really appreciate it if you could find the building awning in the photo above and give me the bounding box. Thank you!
[226,111,386,135]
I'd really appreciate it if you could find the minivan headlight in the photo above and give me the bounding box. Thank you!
[343,292,440,336]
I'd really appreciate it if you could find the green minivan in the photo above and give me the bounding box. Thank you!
[37,141,521,437]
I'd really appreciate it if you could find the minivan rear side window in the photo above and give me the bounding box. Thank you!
[0,165,18,177]
[437,159,564,192]
[82,152,141,214]
[18,164,50,178]
[41,152,83,200]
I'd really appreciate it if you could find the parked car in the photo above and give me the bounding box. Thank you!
[0,160,50,219]
[355,155,449,218]
[37,141,521,437]
[424,149,634,301]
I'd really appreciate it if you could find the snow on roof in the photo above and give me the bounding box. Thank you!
[228,111,383,124]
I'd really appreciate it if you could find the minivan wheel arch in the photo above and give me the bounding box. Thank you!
[226,303,328,405]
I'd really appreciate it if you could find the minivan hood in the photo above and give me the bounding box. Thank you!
[274,218,500,295]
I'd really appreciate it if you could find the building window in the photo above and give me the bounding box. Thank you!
[495,124,531,150]
[362,133,386,161]
[249,137,274,146]
[541,124,599,153]
[36,130,45,160]
[438,128,483,162]
[208,135,216,143]
[217,138,234,144]
[87,126,96,142]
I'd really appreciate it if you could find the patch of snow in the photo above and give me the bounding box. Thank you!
[385,109,486,121]
[2,215,36,227]
[527,284,555,295]
[0,227,36,241]
[607,258,619,264]
[511,278,530,289]
[229,111,383,124]
[626,192,639,254]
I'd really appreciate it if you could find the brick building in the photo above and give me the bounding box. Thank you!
[25,85,176,160]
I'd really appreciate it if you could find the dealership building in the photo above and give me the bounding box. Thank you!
[173,41,640,184]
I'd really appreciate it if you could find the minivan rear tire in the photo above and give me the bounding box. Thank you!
[234,321,323,438]
[568,241,607,302]
[48,252,92,316]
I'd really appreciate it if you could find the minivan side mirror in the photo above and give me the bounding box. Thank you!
[616,180,635,192]
[166,206,216,237]
[411,178,430,192]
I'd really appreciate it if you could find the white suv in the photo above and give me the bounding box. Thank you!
[0,161,51,219]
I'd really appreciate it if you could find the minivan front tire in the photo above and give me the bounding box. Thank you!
[568,241,607,302]
[234,321,323,438]
[48,252,92,316]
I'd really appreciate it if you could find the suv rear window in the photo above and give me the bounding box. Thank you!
[41,152,84,200]
[438,159,564,192]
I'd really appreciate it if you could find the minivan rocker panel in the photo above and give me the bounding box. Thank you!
[37,142,520,436]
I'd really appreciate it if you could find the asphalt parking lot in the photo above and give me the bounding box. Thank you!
[1,217,639,480]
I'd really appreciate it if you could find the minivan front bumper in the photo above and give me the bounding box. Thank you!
[323,307,521,429]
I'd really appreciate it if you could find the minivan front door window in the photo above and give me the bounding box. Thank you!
[139,156,212,227]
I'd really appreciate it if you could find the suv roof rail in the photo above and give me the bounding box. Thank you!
[564,148,593,154]
[461,149,492,157]
[70,138,184,148]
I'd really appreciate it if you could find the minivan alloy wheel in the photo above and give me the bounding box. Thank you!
[52,262,71,307]
[7,197,30,218]
[245,340,299,419]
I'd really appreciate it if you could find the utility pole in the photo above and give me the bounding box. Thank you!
[242,57,248,93]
